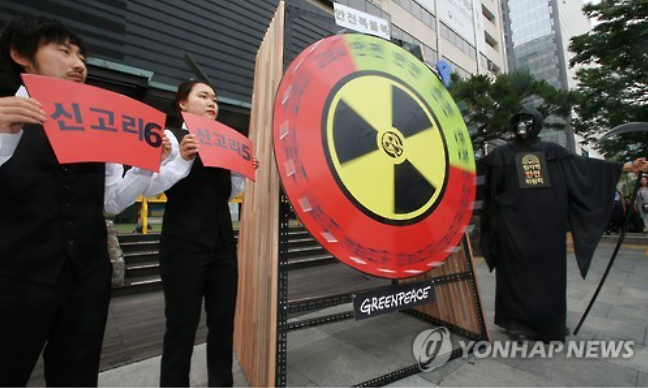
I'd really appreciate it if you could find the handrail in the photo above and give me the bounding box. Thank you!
[136,194,243,235]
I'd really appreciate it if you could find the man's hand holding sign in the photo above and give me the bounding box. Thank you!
[0,95,47,134]
[182,112,256,181]
[21,74,167,172]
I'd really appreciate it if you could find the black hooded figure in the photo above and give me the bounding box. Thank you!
[479,108,627,342]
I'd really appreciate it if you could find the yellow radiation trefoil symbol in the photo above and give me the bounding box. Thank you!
[324,72,448,224]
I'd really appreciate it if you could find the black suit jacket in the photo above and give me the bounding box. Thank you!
[161,127,235,250]
[0,124,108,285]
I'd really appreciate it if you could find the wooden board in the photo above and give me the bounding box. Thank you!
[401,237,490,340]
[233,2,285,387]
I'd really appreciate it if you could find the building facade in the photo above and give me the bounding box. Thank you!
[333,0,507,78]
[1,0,507,131]
[502,0,591,150]
[0,0,289,132]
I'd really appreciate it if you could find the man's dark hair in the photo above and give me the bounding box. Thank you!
[0,15,87,85]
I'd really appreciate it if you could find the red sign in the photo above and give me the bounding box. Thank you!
[273,34,476,279]
[22,74,165,172]
[182,112,256,181]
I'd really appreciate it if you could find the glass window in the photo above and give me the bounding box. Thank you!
[411,2,422,20]
[424,45,437,63]
[440,24,448,39]
[392,25,403,40]
[366,3,381,17]
[422,10,432,27]
[449,31,457,46]
[349,0,365,11]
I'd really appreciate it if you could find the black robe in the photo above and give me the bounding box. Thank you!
[480,139,622,342]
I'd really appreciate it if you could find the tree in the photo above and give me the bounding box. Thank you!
[448,71,574,153]
[569,0,648,160]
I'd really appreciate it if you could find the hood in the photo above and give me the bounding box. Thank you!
[510,107,544,141]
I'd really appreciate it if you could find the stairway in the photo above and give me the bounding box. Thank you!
[112,226,335,296]
[112,233,163,296]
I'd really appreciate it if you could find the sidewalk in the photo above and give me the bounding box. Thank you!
[94,235,648,386]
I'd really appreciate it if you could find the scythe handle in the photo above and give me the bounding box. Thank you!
[574,171,643,335]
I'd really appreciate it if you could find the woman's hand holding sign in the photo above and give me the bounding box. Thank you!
[180,134,199,161]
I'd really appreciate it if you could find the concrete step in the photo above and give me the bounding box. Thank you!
[125,262,161,279]
[285,253,336,270]
[113,225,335,296]
[287,236,322,249]
[600,233,648,246]
[111,275,163,296]
[117,232,162,244]
[120,240,160,255]
[123,250,160,266]
[286,244,327,259]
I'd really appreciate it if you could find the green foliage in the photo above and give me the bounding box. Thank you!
[569,0,648,160]
[448,71,575,152]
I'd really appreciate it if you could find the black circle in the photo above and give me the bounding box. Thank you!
[321,70,450,226]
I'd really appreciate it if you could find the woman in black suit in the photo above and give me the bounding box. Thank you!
[150,81,255,387]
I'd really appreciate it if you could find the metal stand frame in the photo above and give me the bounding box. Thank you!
[275,192,488,386]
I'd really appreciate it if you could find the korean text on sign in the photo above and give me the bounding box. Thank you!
[333,3,391,40]
[22,74,166,172]
[182,112,256,181]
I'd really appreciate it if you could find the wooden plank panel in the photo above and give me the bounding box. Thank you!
[234,3,285,387]
[408,236,488,339]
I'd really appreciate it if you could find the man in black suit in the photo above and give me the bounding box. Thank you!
[0,15,168,386]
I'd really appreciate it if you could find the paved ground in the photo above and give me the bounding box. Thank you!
[50,234,648,386]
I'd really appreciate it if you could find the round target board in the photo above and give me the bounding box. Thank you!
[273,34,476,279]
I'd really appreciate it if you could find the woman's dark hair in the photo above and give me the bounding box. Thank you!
[173,80,218,113]
[0,15,87,85]
[174,80,200,114]
[171,80,217,127]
